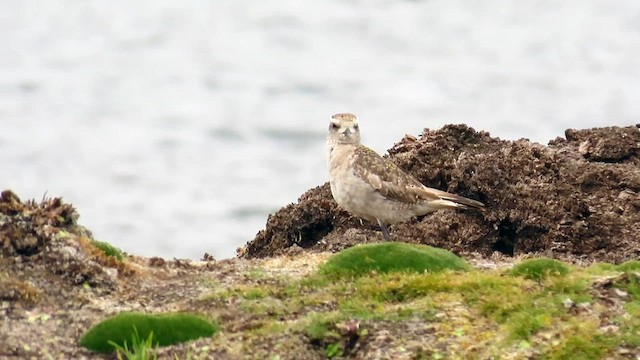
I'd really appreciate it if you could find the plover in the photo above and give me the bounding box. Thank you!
[326,113,484,241]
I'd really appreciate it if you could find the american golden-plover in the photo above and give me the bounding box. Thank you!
[326,112,484,240]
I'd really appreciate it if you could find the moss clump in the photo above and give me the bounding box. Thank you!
[80,312,218,353]
[91,240,124,261]
[616,260,640,273]
[509,258,570,281]
[319,243,469,278]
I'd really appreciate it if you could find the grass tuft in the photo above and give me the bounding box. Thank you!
[109,327,157,360]
[318,242,469,278]
[80,312,218,353]
[302,313,346,359]
[509,258,570,281]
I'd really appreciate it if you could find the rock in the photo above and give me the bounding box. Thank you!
[0,191,121,290]
[243,124,640,263]
[561,126,640,163]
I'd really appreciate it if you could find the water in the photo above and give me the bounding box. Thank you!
[1,0,639,259]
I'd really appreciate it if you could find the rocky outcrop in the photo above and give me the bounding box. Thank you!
[244,124,640,263]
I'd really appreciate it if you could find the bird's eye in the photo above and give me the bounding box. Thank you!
[329,123,339,130]
[353,124,359,130]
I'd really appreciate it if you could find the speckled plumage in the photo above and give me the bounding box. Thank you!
[326,112,484,240]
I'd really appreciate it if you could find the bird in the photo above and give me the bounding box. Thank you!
[326,112,484,241]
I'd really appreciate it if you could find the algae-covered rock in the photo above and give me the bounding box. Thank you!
[244,124,640,263]
[0,190,126,290]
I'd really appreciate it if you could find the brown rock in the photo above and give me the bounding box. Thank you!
[243,124,640,263]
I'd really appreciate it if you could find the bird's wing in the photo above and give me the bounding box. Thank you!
[351,146,441,204]
[351,146,485,208]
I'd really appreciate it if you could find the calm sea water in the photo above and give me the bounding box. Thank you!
[2,0,639,259]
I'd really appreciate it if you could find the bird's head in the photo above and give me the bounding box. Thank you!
[328,113,361,145]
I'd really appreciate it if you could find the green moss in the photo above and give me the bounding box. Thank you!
[247,268,267,280]
[299,275,332,289]
[240,297,287,317]
[303,313,341,341]
[616,260,640,273]
[318,243,469,278]
[353,272,452,304]
[506,308,552,341]
[201,285,269,303]
[80,312,218,353]
[544,320,615,360]
[349,270,593,342]
[302,313,346,359]
[586,262,618,274]
[612,272,640,299]
[619,301,640,347]
[509,258,570,281]
[338,297,384,319]
[91,240,124,261]
[242,288,267,300]
[152,257,638,357]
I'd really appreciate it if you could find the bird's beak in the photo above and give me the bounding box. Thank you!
[342,128,352,137]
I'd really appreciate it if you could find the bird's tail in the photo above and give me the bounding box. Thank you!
[428,188,485,209]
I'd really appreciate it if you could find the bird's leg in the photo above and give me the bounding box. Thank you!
[377,219,391,241]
